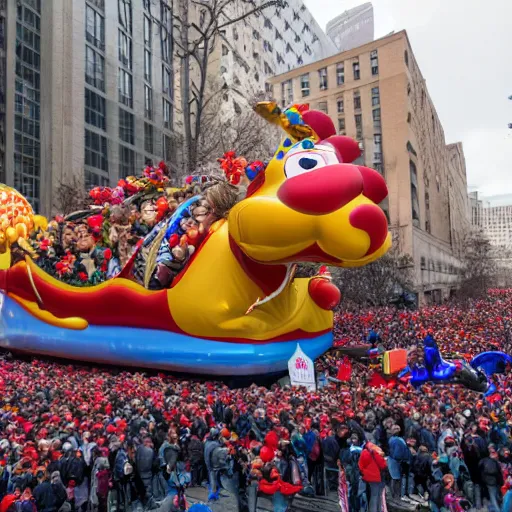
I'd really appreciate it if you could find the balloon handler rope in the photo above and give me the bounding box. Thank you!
[245,264,297,315]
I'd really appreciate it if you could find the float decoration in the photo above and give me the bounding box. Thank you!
[0,103,392,375]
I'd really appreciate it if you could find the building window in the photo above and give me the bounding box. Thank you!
[374,134,382,163]
[371,87,380,106]
[318,101,327,113]
[355,114,363,140]
[372,108,381,131]
[119,144,135,178]
[84,88,106,130]
[410,160,420,227]
[353,59,360,80]
[85,169,109,189]
[118,68,133,107]
[144,123,153,154]
[337,98,344,113]
[85,46,105,91]
[143,14,151,47]
[144,85,153,119]
[222,44,229,56]
[370,50,378,75]
[163,133,175,162]
[162,65,172,96]
[85,5,105,50]
[404,49,409,67]
[420,256,426,269]
[118,0,132,33]
[118,30,132,69]
[163,98,172,129]
[374,163,383,174]
[300,73,310,97]
[336,62,344,85]
[338,117,345,133]
[318,67,328,90]
[160,1,172,64]
[119,108,134,145]
[144,49,152,83]
[353,91,361,110]
[84,129,108,171]
[281,79,293,106]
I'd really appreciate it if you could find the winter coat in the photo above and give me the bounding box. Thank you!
[389,436,410,462]
[158,441,179,472]
[322,436,340,467]
[33,482,67,512]
[358,446,387,483]
[204,439,220,472]
[412,452,432,479]
[187,437,204,466]
[479,457,504,487]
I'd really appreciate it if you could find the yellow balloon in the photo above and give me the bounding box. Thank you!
[5,226,17,244]
[16,222,28,239]
[33,215,48,232]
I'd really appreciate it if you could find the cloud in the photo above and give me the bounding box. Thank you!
[303,0,512,197]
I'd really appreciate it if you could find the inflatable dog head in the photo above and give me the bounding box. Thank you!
[228,103,391,267]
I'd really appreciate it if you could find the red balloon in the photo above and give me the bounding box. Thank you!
[260,446,274,463]
[308,278,341,310]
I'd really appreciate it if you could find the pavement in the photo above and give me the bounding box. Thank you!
[186,486,341,512]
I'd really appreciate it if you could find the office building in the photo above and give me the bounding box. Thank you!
[0,0,179,216]
[213,0,337,115]
[326,3,374,53]
[268,31,470,304]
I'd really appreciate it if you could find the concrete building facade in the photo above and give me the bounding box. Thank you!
[213,0,337,115]
[268,31,470,303]
[0,0,179,216]
[326,3,374,53]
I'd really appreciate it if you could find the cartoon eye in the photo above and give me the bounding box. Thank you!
[284,153,327,179]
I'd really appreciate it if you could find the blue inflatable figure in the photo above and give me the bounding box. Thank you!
[470,351,512,376]
[411,335,489,393]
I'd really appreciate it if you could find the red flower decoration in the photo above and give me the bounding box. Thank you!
[78,272,88,282]
[103,248,112,260]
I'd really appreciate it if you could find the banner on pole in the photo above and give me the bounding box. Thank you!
[288,344,316,391]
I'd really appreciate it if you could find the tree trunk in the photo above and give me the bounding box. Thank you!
[179,0,193,173]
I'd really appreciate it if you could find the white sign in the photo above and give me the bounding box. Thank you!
[288,344,316,391]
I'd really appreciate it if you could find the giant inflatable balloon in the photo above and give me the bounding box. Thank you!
[410,335,494,393]
[0,103,391,375]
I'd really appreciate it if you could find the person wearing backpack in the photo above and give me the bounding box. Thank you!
[59,444,87,511]
[358,441,387,512]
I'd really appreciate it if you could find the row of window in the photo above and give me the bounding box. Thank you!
[312,87,381,116]
[420,257,460,275]
[291,50,379,101]
[14,2,41,208]
[84,131,176,185]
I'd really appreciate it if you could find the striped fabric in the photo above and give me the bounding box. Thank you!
[338,464,349,512]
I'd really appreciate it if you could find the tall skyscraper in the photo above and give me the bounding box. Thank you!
[0,0,179,216]
[326,3,374,53]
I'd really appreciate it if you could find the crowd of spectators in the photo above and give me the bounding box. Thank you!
[0,291,511,512]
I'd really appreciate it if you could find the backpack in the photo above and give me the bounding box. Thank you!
[66,456,86,486]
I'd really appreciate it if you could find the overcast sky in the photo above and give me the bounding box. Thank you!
[303,0,512,197]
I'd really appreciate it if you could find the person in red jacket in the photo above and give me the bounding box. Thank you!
[359,441,387,512]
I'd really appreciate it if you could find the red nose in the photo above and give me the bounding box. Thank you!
[277,164,363,215]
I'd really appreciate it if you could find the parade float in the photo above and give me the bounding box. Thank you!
[0,103,391,375]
